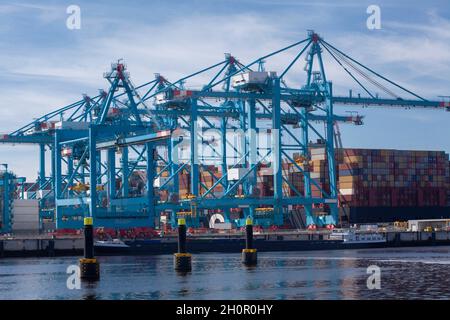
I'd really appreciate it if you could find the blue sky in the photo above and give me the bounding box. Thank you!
[0,0,449,179]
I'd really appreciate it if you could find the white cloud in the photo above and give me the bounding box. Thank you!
[6,2,63,23]
[386,9,450,40]
[8,63,104,87]
[0,88,80,131]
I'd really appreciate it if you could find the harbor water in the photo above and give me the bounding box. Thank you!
[1,246,449,300]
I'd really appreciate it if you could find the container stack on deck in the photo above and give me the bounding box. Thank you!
[199,165,224,197]
[257,166,274,197]
[290,148,331,199]
[337,148,450,223]
[285,147,449,224]
[152,147,449,226]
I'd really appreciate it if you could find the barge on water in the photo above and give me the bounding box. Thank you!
[1,230,450,258]
[93,229,448,255]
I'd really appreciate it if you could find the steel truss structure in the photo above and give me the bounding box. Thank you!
[1,31,448,230]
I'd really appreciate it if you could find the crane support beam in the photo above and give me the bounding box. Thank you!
[96,130,170,149]
[333,96,446,109]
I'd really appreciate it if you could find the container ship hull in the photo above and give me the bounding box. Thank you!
[345,206,450,224]
[94,237,450,256]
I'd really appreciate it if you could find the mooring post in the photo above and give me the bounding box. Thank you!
[79,217,100,280]
[174,218,192,272]
[242,217,257,266]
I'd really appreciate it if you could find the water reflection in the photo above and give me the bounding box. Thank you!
[0,247,449,299]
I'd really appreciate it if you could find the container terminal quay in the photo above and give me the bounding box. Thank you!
[1,31,450,262]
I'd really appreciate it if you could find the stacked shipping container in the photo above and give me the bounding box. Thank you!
[291,147,331,198]
[337,148,449,222]
[151,148,449,224]
[337,149,448,208]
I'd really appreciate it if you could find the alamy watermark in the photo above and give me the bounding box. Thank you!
[366,265,381,290]
[172,122,282,172]
[366,5,381,30]
[66,5,81,30]
[66,264,81,290]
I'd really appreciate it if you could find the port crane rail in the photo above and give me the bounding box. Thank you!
[0,31,448,231]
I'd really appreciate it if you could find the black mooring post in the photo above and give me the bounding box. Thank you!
[178,219,187,254]
[242,217,257,266]
[84,218,94,259]
[174,218,192,272]
[79,217,100,281]
[245,218,253,250]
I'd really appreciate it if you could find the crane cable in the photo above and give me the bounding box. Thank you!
[321,41,398,98]
[323,42,400,99]
[336,50,400,99]
[321,42,375,99]
[320,39,427,101]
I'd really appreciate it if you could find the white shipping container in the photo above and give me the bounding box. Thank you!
[12,206,38,214]
[13,199,39,207]
[231,72,269,88]
[13,214,38,223]
[12,211,38,218]
[339,188,355,195]
[12,199,39,228]
[227,168,248,181]
[154,177,169,188]
[12,222,39,231]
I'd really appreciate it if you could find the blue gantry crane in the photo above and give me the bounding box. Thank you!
[0,164,26,233]
[0,31,448,231]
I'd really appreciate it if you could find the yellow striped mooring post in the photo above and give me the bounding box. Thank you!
[79,217,100,280]
[174,218,192,272]
[242,217,257,266]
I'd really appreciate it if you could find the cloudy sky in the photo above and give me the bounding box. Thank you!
[0,0,449,179]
